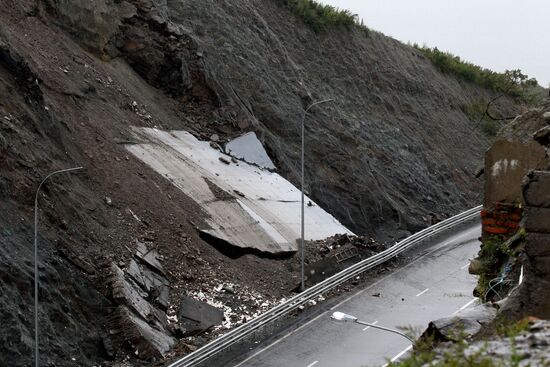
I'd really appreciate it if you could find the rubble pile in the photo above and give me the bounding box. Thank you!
[301,234,387,287]
[308,233,386,262]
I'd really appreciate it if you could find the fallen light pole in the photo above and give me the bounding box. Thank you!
[300,99,333,292]
[331,311,415,343]
[34,166,84,367]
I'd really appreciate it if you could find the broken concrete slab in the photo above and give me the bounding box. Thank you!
[126,128,353,256]
[484,140,548,207]
[225,132,276,170]
[178,296,224,336]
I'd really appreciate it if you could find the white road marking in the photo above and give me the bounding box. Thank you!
[415,288,429,297]
[362,320,379,331]
[306,361,319,367]
[382,345,413,366]
[232,312,326,367]
[452,298,478,315]
[461,263,470,270]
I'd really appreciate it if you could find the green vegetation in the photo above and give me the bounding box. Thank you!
[412,44,538,99]
[472,236,513,298]
[471,229,525,298]
[462,100,500,137]
[275,0,365,32]
[495,318,532,338]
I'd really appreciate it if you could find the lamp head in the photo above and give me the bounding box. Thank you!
[331,311,358,323]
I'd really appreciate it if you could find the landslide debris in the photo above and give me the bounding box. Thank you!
[0,0,537,365]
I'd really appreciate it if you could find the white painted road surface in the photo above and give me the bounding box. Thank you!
[231,224,481,367]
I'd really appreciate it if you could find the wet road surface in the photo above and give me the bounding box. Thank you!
[232,224,481,367]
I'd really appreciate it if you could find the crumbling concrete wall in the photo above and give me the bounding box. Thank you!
[481,140,548,239]
[484,140,548,207]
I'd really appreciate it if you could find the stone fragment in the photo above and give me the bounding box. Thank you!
[178,296,224,336]
[523,170,550,208]
[135,242,165,274]
[127,259,170,310]
[116,306,175,359]
[543,111,550,122]
[421,304,497,342]
[218,156,230,165]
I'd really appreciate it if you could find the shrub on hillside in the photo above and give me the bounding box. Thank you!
[413,44,539,100]
[275,0,362,32]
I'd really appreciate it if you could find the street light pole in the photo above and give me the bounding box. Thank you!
[331,311,415,343]
[34,166,83,367]
[300,99,333,292]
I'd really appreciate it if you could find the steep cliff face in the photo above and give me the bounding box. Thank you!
[0,0,531,365]
[74,0,525,238]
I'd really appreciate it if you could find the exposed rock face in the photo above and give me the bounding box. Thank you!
[37,0,524,240]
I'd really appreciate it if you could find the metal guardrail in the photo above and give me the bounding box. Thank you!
[167,206,482,367]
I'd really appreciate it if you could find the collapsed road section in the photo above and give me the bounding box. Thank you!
[126,127,353,257]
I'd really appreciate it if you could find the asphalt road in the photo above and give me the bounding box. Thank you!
[232,224,481,367]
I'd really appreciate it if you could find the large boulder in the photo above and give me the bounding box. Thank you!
[421,304,497,342]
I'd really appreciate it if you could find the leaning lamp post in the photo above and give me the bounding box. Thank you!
[34,166,83,367]
[300,99,333,292]
[331,311,415,343]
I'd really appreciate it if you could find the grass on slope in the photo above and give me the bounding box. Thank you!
[412,44,539,101]
[275,0,365,32]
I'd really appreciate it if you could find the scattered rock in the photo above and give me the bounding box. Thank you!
[104,196,113,206]
[218,156,230,165]
[543,111,550,122]
[210,133,219,142]
[421,304,497,342]
[135,241,165,275]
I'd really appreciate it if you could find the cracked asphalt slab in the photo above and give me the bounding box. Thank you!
[231,224,481,367]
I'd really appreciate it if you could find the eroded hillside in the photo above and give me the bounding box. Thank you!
[0,0,533,365]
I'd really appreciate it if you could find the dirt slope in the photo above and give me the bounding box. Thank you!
[0,0,529,365]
